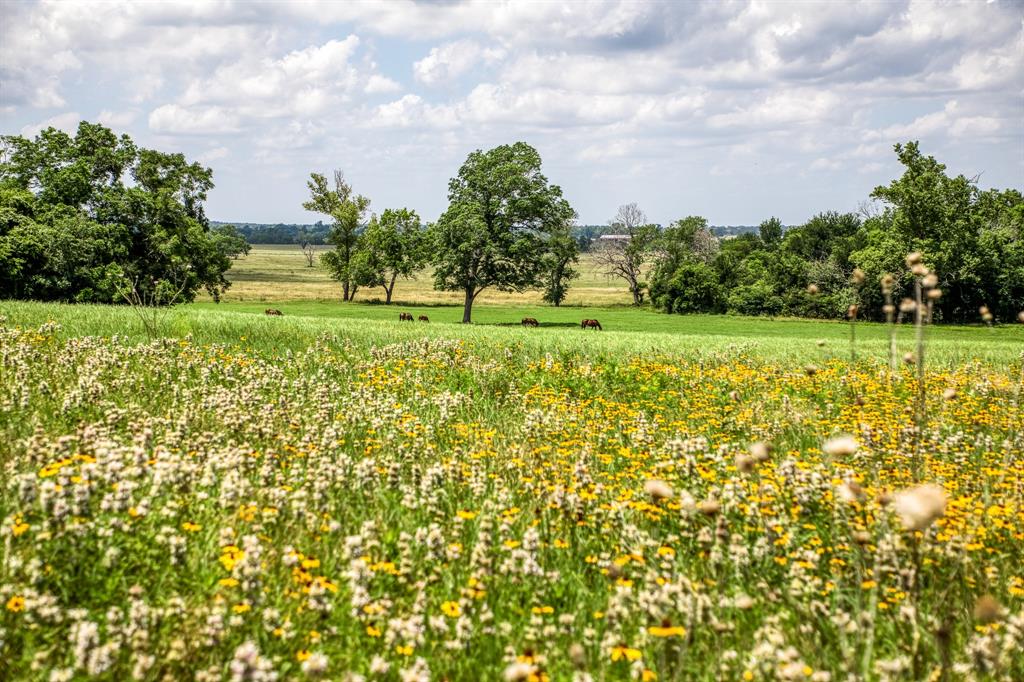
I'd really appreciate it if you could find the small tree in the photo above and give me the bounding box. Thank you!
[303,170,369,301]
[430,142,576,323]
[356,208,426,304]
[297,230,318,267]
[541,223,580,306]
[759,216,784,249]
[593,203,658,305]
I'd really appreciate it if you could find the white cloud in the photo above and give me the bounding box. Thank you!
[198,146,229,162]
[365,74,402,94]
[98,109,137,128]
[20,112,82,138]
[148,104,241,135]
[413,40,504,86]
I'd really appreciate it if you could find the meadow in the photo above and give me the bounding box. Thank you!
[1,248,1023,681]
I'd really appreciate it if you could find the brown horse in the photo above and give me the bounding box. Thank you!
[521,317,539,327]
[581,319,602,330]
[418,315,430,323]
[265,309,283,316]
[399,312,414,322]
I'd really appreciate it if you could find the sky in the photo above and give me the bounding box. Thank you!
[1,0,1022,226]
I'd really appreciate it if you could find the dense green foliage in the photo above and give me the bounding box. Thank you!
[210,224,250,260]
[0,122,231,304]
[649,143,1022,322]
[353,208,427,304]
[429,142,577,323]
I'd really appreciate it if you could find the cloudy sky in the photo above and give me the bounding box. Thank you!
[2,0,1021,226]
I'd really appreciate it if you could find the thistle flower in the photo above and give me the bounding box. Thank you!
[891,484,947,531]
[822,435,858,457]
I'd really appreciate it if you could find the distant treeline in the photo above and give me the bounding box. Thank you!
[211,221,332,244]
[213,220,760,248]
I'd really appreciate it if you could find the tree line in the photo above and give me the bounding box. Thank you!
[640,142,1022,323]
[2,121,1020,325]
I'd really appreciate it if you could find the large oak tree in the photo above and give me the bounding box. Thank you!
[430,142,576,323]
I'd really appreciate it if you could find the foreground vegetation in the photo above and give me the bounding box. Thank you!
[2,302,1022,681]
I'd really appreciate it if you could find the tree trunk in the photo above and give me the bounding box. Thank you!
[343,280,350,302]
[462,288,475,323]
[385,273,397,304]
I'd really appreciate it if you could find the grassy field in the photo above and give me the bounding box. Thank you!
[1,251,1023,680]
[212,245,634,306]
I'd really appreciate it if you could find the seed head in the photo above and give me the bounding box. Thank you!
[905,252,922,267]
[899,298,916,313]
[749,441,772,463]
[644,479,674,502]
[851,268,866,286]
[942,388,957,400]
[973,595,1002,625]
[852,530,872,545]
[568,644,586,668]
[734,454,755,474]
[698,499,721,516]
[921,273,938,288]
[804,364,818,376]
[823,434,858,456]
[847,304,858,319]
[880,273,896,294]
[903,352,915,365]
[883,304,895,315]
[891,483,947,531]
[1018,311,1024,323]
[806,284,819,295]
[504,662,536,682]
[910,263,929,277]
[926,289,942,300]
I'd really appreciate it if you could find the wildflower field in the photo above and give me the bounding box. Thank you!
[1,302,1022,681]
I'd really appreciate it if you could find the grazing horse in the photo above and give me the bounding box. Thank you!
[521,317,539,327]
[265,309,283,316]
[581,318,602,330]
[399,312,414,322]
[418,315,430,323]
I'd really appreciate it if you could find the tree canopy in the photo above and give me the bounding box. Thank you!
[646,142,1022,323]
[0,121,230,304]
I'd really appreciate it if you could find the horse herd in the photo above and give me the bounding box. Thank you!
[264,308,602,330]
